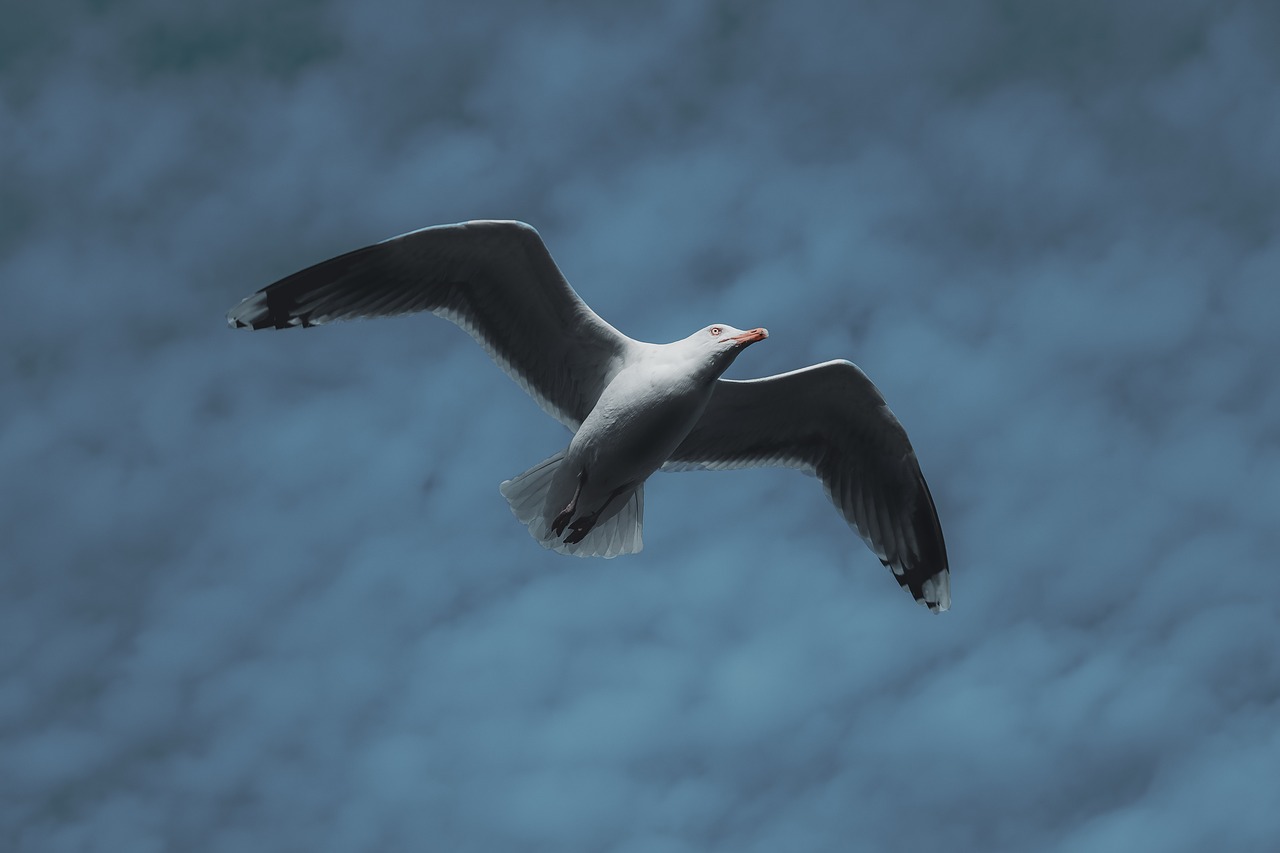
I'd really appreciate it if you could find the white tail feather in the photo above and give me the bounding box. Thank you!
[499,453,644,559]
[499,450,565,527]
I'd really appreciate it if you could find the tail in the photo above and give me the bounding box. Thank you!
[499,452,644,559]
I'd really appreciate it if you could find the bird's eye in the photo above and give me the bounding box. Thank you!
[710,327,722,336]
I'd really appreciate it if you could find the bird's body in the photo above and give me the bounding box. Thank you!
[552,352,708,530]
[228,220,951,611]
[530,330,761,551]
[568,344,713,496]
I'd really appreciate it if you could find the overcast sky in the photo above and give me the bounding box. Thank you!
[4,1,1279,851]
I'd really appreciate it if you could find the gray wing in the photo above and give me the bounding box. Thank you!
[227,220,633,430]
[664,360,950,612]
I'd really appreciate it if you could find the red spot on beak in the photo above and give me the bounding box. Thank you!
[729,327,769,345]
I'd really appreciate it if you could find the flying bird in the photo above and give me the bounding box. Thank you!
[227,220,950,612]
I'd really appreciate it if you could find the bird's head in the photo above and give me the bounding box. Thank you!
[682,323,769,378]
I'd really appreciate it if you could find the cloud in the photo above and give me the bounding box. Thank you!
[3,1,1278,851]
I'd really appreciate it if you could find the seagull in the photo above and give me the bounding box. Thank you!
[228,220,950,612]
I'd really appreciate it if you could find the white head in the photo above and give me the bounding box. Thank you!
[677,323,769,379]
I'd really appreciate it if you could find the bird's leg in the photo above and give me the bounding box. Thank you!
[563,483,631,545]
[551,468,587,538]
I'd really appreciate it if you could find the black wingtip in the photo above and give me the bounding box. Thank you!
[894,472,950,612]
[226,290,312,331]
[226,292,269,329]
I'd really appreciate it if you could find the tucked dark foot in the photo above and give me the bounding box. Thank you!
[551,506,574,538]
[551,469,587,537]
[563,514,598,545]
[560,483,632,546]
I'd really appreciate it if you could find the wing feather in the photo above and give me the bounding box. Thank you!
[665,360,950,611]
[227,220,633,429]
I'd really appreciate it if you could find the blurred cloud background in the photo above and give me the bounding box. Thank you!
[3,1,1279,850]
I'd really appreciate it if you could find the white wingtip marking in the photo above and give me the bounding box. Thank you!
[226,293,268,329]
[922,570,951,613]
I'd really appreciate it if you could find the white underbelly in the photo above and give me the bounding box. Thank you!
[554,374,709,513]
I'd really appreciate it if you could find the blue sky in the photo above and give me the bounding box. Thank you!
[4,2,1279,850]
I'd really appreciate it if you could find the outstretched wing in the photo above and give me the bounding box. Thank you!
[227,220,634,430]
[664,360,950,612]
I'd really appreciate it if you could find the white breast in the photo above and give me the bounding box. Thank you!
[569,357,714,493]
